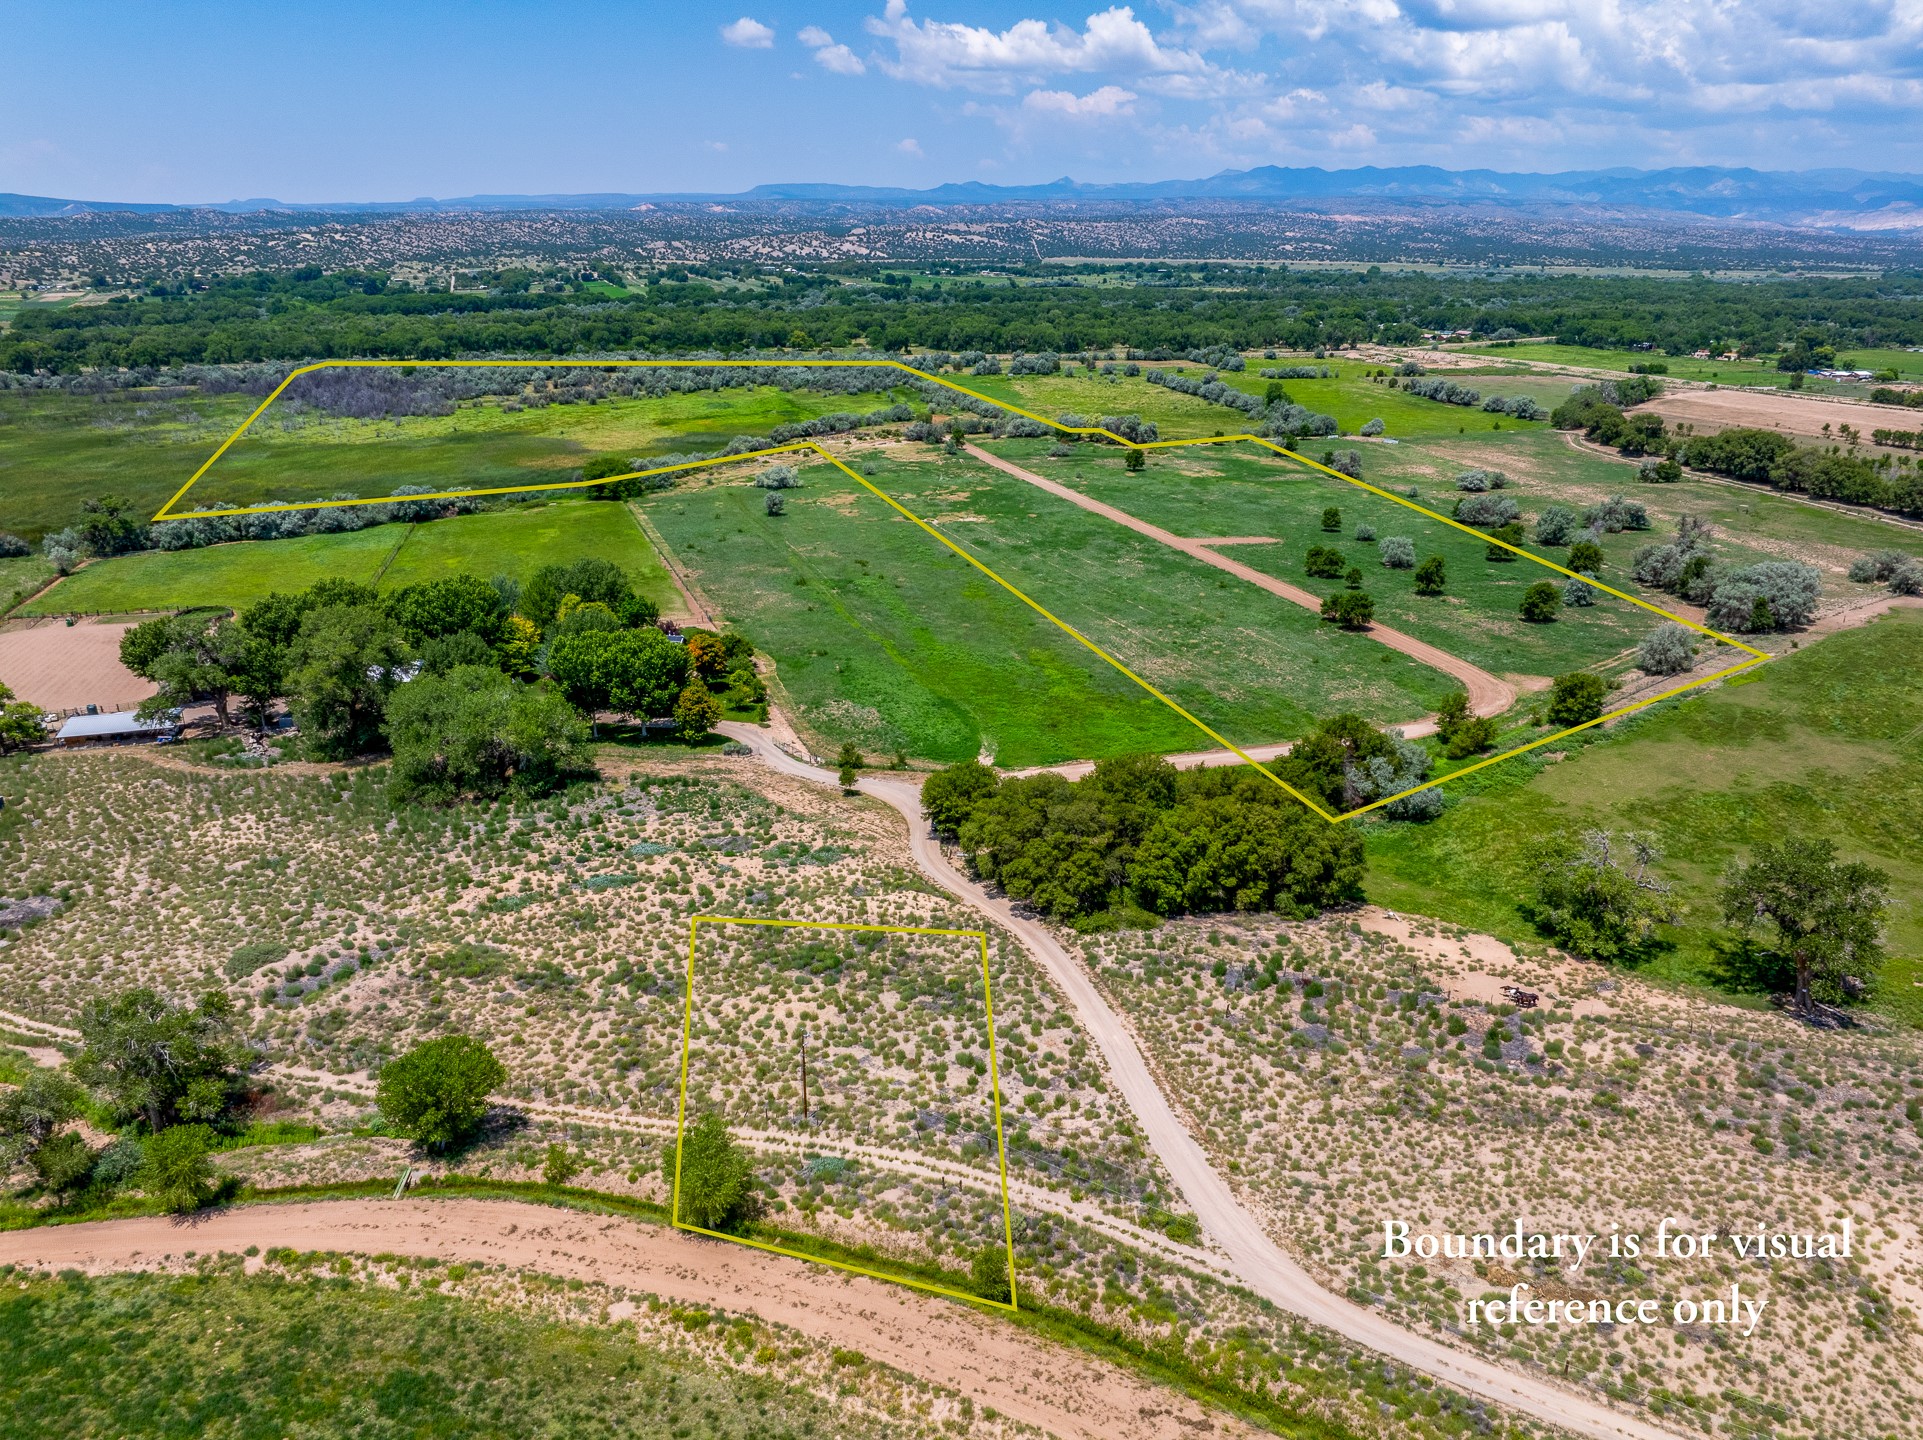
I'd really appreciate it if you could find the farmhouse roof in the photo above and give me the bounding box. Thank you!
[54,711,179,742]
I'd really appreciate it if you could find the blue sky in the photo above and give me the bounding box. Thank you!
[5,0,1922,201]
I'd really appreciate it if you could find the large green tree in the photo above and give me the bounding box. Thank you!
[376,1035,507,1149]
[384,575,510,647]
[284,603,411,758]
[921,761,1000,837]
[663,1113,760,1233]
[72,989,252,1132]
[547,628,690,717]
[0,1069,86,1170]
[1721,838,1889,1015]
[1531,830,1676,961]
[385,664,590,803]
[121,613,277,726]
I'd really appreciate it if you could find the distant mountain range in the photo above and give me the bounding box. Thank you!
[6,165,1923,229]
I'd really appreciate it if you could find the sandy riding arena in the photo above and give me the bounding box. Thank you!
[1632,387,1923,449]
[0,617,158,712]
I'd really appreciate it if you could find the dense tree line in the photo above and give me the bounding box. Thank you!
[8,264,1922,374]
[921,745,1376,925]
[116,559,761,798]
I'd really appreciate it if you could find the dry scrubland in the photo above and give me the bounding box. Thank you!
[1082,915,1923,1438]
[0,748,1512,1439]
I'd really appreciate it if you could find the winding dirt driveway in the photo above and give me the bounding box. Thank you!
[717,724,1685,1440]
[963,444,1517,720]
[0,1198,1250,1440]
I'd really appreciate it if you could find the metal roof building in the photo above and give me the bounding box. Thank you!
[53,711,180,746]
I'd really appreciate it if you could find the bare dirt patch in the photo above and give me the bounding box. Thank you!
[1633,388,1922,449]
[0,616,158,712]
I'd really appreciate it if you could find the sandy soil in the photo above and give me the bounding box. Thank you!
[719,722,1688,1440]
[0,1197,1253,1440]
[1632,388,1923,447]
[964,444,1518,721]
[0,617,157,712]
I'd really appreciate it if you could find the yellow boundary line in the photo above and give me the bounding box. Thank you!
[152,358,1768,820]
[674,915,1018,1313]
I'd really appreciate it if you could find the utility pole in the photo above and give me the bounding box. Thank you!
[800,1027,811,1128]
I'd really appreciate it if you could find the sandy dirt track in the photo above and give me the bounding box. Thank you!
[1631,388,1923,447]
[718,723,1686,1440]
[0,617,157,712]
[0,1197,1252,1440]
[963,444,1517,721]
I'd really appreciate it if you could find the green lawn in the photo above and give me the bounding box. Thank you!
[0,1267,890,1440]
[21,501,675,616]
[645,450,1455,766]
[1005,441,1676,680]
[1365,608,1923,1026]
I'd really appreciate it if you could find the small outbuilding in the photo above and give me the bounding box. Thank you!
[53,710,181,747]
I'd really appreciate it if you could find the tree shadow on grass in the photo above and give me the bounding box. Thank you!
[1705,934,1794,997]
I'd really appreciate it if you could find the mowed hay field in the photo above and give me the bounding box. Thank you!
[18,502,680,617]
[645,449,1457,765]
[1003,440,1675,681]
[1364,608,1923,1022]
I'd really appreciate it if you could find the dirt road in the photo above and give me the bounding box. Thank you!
[718,723,1684,1440]
[962,444,1516,720]
[0,1197,1250,1440]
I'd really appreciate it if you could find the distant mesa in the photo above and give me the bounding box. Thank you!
[7,166,1923,230]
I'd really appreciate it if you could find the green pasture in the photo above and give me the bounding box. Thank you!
[0,1267,880,1440]
[1366,608,1923,1026]
[0,381,912,540]
[1365,427,1923,586]
[186,380,920,511]
[954,365,1562,445]
[378,502,678,609]
[19,501,672,616]
[0,388,263,540]
[945,371,1261,440]
[1004,441,1674,679]
[0,554,54,615]
[644,451,1455,766]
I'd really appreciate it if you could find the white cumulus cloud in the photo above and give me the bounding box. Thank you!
[867,0,1217,90]
[800,24,868,74]
[719,17,775,49]
[1022,85,1140,118]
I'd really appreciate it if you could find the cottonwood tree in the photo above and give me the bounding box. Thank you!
[376,1035,507,1150]
[664,1113,761,1232]
[1532,830,1675,961]
[384,664,589,802]
[1721,838,1889,1016]
[285,603,412,758]
[73,989,252,1132]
